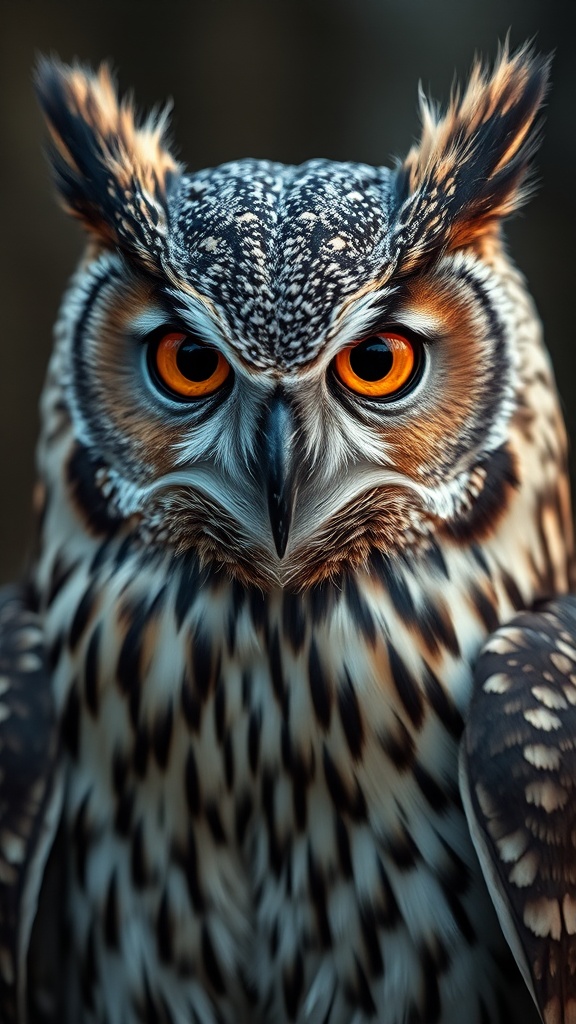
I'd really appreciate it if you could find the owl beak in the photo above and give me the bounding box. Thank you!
[262,390,297,559]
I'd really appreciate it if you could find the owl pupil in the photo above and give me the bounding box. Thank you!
[176,342,219,382]
[349,338,393,381]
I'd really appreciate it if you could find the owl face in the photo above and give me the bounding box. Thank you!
[36,48,555,589]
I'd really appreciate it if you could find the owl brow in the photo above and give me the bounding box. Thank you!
[334,306,444,351]
[127,295,226,350]
[329,285,395,347]
[330,275,446,351]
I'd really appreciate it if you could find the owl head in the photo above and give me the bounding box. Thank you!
[35,45,564,590]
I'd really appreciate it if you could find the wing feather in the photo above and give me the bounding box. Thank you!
[0,585,63,1024]
[460,596,576,1024]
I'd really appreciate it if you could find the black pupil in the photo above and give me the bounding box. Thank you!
[349,337,394,381]
[176,340,219,382]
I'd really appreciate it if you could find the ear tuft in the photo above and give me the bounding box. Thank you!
[35,56,182,268]
[394,42,551,270]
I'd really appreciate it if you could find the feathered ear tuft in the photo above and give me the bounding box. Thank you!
[35,56,182,269]
[393,42,551,271]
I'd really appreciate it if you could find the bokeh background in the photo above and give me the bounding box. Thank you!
[1,0,575,582]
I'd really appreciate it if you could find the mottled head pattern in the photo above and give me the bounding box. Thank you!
[35,45,561,590]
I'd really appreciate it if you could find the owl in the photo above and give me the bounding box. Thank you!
[1,40,576,1024]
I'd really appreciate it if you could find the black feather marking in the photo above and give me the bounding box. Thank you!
[140,974,172,1024]
[113,537,133,570]
[104,871,119,948]
[283,950,304,1020]
[344,574,376,644]
[307,845,331,948]
[338,668,365,760]
[156,890,173,963]
[178,827,204,912]
[84,625,100,715]
[419,599,460,658]
[282,591,306,652]
[269,920,279,958]
[114,787,135,837]
[226,606,237,655]
[470,543,490,575]
[73,790,91,888]
[420,947,441,1023]
[223,733,234,790]
[371,551,416,622]
[61,680,80,758]
[67,444,123,539]
[387,643,424,728]
[376,855,401,926]
[290,745,309,831]
[80,924,97,1010]
[359,904,384,977]
[248,706,262,775]
[322,745,366,820]
[335,815,353,879]
[424,542,449,581]
[446,445,519,545]
[262,768,286,876]
[241,669,252,709]
[214,677,226,743]
[437,835,471,895]
[380,714,416,770]
[239,966,259,1008]
[386,825,419,870]
[440,880,476,945]
[117,600,147,704]
[308,638,332,729]
[268,626,287,711]
[234,791,253,846]
[344,958,376,1016]
[175,558,202,629]
[48,631,64,672]
[112,748,129,796]
[248,587,267,631]
[309,579,337,624]
[470,585,500,634]
[501,569,524,611]
[201,924,225,993]
[479,998,491,1024]
[133,722,149,779]
[152,702,173,770]
[192,623,213,699]
[185,748,201,816]
[181,671,202,731]
[205,802,226,844]
[131,819,147,888]
[422,663,463,741]
[412,761,448,813]
[47,553,78,607]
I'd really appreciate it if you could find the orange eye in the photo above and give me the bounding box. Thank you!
[153,332,231,398]
[334,333,417,398]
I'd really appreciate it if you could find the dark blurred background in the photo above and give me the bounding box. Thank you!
[1,0,575,582]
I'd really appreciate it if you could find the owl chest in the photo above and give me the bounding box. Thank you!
[46,558,515,1023]
[57,566,467,888]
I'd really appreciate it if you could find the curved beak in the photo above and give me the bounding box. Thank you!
[261,389,298,559]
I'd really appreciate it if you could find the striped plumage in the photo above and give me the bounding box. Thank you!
[1,42,575,1024]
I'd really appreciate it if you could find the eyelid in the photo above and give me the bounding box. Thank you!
[361,323,440,345]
